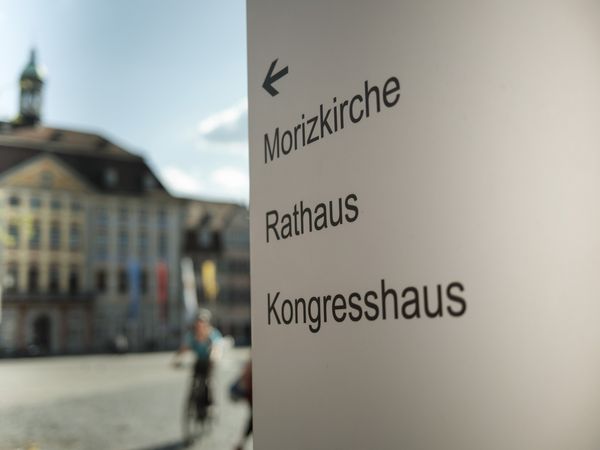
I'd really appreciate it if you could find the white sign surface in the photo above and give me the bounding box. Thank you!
[247,2,600,449]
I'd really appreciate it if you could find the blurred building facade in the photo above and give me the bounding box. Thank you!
[183,200,251,345]
[0,51,250,356]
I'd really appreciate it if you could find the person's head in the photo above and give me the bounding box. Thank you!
[193,308,212,340]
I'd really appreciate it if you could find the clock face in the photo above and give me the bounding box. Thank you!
[20,79,41,90]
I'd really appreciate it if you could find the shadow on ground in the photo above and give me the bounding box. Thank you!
[131,441,185,450]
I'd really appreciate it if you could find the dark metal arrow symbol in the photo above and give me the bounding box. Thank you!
[263,59,288,96]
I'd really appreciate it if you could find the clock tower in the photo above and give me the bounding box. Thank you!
[17,49,45,126]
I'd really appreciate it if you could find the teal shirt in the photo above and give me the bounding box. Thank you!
[187,328,222,360]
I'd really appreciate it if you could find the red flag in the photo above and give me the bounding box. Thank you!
[156,261,169,321]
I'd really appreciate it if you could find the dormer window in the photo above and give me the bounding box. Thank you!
[50,130,63,142]
[144,174,156,190]
[105,168,118,187]
[96,138,109,150]
[200,212,212,227]
[198,229,213,248]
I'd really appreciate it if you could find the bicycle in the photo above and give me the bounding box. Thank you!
[182,359,213,447]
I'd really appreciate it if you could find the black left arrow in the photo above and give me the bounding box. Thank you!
[263,59,288,97]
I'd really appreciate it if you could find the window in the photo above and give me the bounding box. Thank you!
[118,269,128,293]
[225,229,250,249]
[50,222,61,250]
[29,220,41,250]
[96,208,109,226]
[68,267,79,294]
[144,174,156,190]
[8,195,20,207]
[40,171,53,188]
[95,231,108,260]
[197,229,213,247]
[71,200,82,212]
[118,207,128,223]
[158,209,167,228]
[229,288,250,304]
[140,269,148,295]
[5,263,18,293]
[28,265,39,292]
[50,198,62,210]
[118,229,129,260]
[139,209,147,224]
[96,270,107,292]
[138,232,148,259]
[8,223,19,248]
[230,288,250,305]
[30,197,42,209]
[105,168,118,187]
[228,259,250,274]
[69,223,81,251]
[158,232,168,259]
[48,264,60,293]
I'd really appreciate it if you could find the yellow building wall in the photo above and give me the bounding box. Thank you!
[0,156,91,293]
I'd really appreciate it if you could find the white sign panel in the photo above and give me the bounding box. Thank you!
[248,2,600,449]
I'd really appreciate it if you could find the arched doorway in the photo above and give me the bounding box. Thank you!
[33,314,52,354]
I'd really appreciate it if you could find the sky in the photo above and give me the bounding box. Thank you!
[0,0,249,204]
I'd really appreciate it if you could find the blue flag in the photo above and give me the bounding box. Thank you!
[128,260,141,320]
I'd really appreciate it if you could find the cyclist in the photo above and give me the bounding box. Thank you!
[174,309,223,417]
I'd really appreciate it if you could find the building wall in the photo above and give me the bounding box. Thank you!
[89,194,182,352]
[0,166,92,355]
[0,154,251,356]
[218,207,251,344]
[0,157,183,355]
[185,205,251,345]
[1,188,88,294]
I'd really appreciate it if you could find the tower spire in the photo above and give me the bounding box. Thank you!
[16,47,45,126]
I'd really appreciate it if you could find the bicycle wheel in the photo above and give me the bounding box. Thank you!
[182,379,209,446]
[182,392,201,445]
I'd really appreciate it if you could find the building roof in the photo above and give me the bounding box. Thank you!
[0,125,167,195]
[182,199,248,254]
[184,198,246,232]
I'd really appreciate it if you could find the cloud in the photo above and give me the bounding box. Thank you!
[160,165,249,203]
[211,166,249,198]
[197,98,248,144]
[160,166,204,197]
